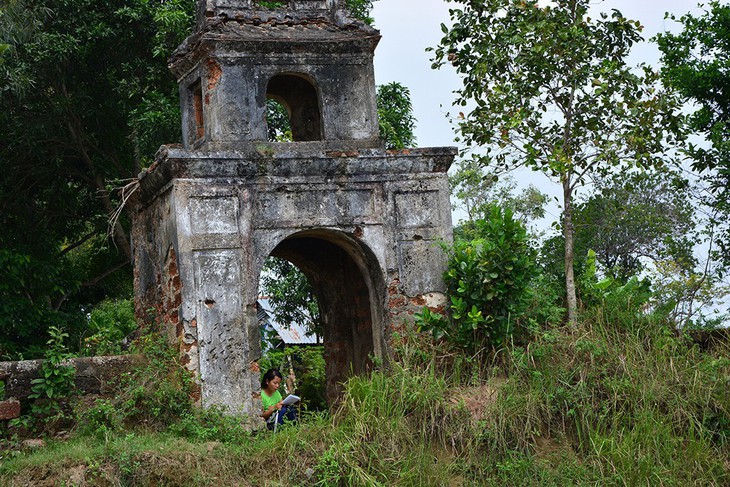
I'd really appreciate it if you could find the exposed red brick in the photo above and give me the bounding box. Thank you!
[206,59,222,92]
[189,383,202,403]
[0,399,20,420]
[325,150,359,158]
[388,296,406,308]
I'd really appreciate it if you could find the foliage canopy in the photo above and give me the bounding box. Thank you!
[657,1,730,266]
[432,0,684,324]
[0,0,195,357]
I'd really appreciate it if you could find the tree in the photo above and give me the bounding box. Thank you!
[539,169,697,297]
[432,0,683,325]
[377,81,417,149]
[574,170,697,282]
[260,257,322,340]
[449,156,548,234]
[656,1,730,267]
[537,168,727,328]
[345,0,379,25]
[0,0,194,357]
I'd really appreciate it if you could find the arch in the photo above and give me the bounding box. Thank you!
[266,73,323,142]
[262,229,385,404]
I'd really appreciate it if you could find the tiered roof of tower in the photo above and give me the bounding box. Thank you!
[171,0,380,76]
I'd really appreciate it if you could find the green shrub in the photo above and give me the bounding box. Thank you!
[77,398,124,439]
[82,298,137,356]
[75,328,195,436]
[28,326,76,418]
[417,206,539,350]
[168,407,251,443]
[118,331,194,427]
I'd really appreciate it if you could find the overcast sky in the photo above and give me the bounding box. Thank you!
[370,0,707,225]
[371,0,704,149]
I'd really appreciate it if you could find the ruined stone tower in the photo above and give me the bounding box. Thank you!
[132,0,455,417]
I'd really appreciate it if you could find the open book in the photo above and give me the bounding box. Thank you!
[282,394,300,406]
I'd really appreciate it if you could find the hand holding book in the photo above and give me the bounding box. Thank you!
[282,394,300,406]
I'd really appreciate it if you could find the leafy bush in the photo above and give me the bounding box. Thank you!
[76,328,195,436]
[418,206,539,350]
[82,298,137,356]
[579,250,657,332]
[168,407,251,443]
[77,398,124,439]
[28,326,77,418]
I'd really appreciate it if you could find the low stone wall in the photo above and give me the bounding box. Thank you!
[0,355,143,403]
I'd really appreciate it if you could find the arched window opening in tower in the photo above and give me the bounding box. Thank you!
[266,74,323,142]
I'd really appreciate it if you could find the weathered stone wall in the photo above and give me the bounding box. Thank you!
[0,355,142,402]
[132,0,455,417]
[171,5,381,151]
[134,146,454,414]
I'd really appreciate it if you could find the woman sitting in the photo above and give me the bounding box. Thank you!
[261,368,297,430]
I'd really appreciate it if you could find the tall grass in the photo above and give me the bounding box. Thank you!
[1,310,728,486]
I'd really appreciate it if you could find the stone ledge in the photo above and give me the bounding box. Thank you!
[138,144,457,202]
[0,355,143,401]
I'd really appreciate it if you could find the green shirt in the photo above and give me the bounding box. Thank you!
[262,389,282,412]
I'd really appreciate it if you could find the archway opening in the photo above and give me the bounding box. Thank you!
[266,73,322,142]
[258,255,325,410]
[260,231,381,405]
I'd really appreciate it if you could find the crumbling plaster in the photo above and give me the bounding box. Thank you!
[132,0,455,417]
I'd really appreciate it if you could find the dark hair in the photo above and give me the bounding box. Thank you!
[261,368,283,389]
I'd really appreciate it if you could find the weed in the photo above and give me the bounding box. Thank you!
[22,326,77,430]
[73,327,195,437]
[168,407,251,443]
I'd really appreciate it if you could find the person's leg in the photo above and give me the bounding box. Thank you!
[278,405,297,424]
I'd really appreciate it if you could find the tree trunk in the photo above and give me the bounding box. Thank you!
[563,176,578,327]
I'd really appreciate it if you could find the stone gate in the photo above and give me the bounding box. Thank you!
[132,0,455,416]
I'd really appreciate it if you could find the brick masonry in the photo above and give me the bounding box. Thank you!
[0,399,21,420]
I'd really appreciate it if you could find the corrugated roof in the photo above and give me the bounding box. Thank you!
[258,297,318,345]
